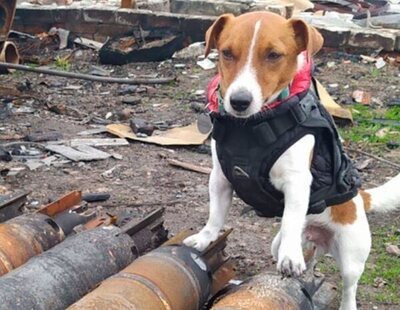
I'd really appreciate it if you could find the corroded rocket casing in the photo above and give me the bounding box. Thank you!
[211,271,323,310]
[0,191,86,276]
[68,230,234,310]
[0,213,64,275]
[0,208,167,310]
[0,0,17,42]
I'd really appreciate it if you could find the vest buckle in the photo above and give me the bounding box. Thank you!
[290,104,307,124]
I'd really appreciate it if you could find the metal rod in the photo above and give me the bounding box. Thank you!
[0,62,176,85]
[345,147,400,170]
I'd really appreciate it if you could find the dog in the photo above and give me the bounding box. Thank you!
[183,11,400,310]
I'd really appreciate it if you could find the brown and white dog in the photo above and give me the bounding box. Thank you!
[183,11,400,310]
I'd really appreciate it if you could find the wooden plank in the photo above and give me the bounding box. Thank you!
[77,127,108,136]
[69,138,129,147]
[167,158,212,175]
[45,144,111,161]
[47,138,129,147]
[73,37,104,51]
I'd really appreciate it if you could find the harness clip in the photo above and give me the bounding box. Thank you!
[233,166,250,179]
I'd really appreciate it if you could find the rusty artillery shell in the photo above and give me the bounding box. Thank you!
[0,213,64,276]
[0,208,166,310]
[69,230,234,310]
[211,271,323,310]
[0,191,96,276]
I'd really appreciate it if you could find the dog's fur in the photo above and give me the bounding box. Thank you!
[183,11,400,310]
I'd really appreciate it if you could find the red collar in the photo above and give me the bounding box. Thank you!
[206,51,312,113]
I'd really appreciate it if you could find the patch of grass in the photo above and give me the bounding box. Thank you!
[359,225,400,304]
[54,56,71,71]
[370,67,381,78]
[338,105,400,148]
[317,255,338,275]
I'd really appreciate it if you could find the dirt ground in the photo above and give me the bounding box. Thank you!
[1,48,399,309]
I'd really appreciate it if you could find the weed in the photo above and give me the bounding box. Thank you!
[370,67,380,78]
[12,70,23,77]
[317,255,338,274]
[54,56,71,71]
[338,105,400,148]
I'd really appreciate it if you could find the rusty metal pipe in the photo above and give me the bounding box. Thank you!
[0,62,176,84]
[68,230,234,310]
[0,191,87,276]
[0,0,17,42]
[0,208,166,310]
[211,271,324,310]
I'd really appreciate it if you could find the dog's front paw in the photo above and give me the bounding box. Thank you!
[277,246,306,277]
[183,229,219,252]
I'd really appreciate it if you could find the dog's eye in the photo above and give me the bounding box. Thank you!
[222,49,234,61]
[266,51,282,61]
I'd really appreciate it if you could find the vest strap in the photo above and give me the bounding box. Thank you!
[253,102,309,146]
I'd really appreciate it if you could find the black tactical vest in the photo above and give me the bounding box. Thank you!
[211,81,361,218]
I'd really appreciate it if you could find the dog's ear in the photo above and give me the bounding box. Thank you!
[288,19,324,56]
[205,14,235,57]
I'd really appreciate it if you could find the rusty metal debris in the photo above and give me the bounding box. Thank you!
[99,27,185,65]
[129,118,155,136]
[0,0,17,42]
[0,41,19,73]
[0,190,29,222]
[0,208,167,309]
[38,190,82,216]
[211,271,325,310]
[121,0,137,9]
[0,0,19,73]
[68,229,234,309]
[0,191,94,276]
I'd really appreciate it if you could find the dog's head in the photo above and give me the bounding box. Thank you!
[206,12,323,118]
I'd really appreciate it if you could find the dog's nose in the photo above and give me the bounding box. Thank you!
[230,90,252,112]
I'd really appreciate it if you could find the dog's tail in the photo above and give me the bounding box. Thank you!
[362,173,400,213]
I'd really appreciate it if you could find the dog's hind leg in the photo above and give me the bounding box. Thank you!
[330,197,371,310]
[184,139,233,251]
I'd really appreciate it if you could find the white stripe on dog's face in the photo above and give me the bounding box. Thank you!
[224,20,263,118]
